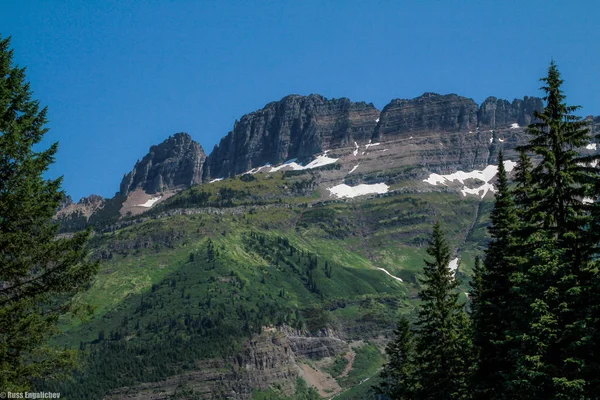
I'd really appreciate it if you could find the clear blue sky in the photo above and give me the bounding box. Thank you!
[2,1,598,200]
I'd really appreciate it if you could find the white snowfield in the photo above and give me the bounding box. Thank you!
[136,196,162,208]
[268,154,338,173]
[209,178,223,183]
[499,138,505,143]
[349,164,360,174]
[582,197,595,204]
[353,142,359,156]
[328,183,389,199]
[586,143,597,150]
[449,257,459,276]
[423,161,517,199]
[376,267,403,282]
[510,123,520,129]
[364,141,381,151]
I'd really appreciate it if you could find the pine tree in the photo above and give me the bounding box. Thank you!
[0,35,98,391]
[505,61,597,399]
[376,316,417,399]
[470,152,520,399]
[413,221,473,400]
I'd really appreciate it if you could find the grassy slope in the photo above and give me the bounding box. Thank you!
[51,171,494,398]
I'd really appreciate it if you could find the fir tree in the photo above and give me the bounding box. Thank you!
[413,221,473,400]
[471,152,520,399]
[506,61,598,399]
[376,316,417,399]
[0,35,98,390]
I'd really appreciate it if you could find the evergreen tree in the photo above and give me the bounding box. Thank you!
[0,35,98,391]
[470,152,520,399]
[376,316,417,399]
[413,221,473,400]
[505,61,598,399]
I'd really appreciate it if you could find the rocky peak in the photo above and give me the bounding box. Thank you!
[372,93,479,141]
[203,94,380,180]
[477,96,543,129]
[372,92,544,142]
[78,194,104,206]
[58,195,74,211]
[119,132,206,196]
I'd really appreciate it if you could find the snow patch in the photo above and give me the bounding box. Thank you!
[499,138,505,143]
[461,183,496,199]
[136,196,162,208]
[364,142,381,151]
[449,257,459,276]
[489,137,493,143]
[583,197,595,204]
[423,161,516,198]
[268,155,338,172]
[375,117,380,123]
[328,183,389,199]
[376,267,403,282]
[302,155,338,169]
[510,123,519,129]
[209,178,223,183]
[353,142,359,156]
[586,143,597,150]
[243,164,271,175]
[349,164,360,174]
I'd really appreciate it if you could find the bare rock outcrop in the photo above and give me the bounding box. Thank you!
[119,132,206,196]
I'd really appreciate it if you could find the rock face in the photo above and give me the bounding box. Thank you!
[119,133,206,196]
[203,94,380,179]
[477,96,544,130]
[202,93,545,181]
[103,329,348,400]
[372,93,544,142]
[55,194,105,219]
[372,93,479,141]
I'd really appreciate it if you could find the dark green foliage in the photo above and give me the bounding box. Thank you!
[412,221,473,399]
[471,151,520,399]
[376,316,416,399]
[240,173,257,182]
[0,35,98,391]
[251,378,320,400]
[470,62,600,399]
[504,62,599,399]
[43,239,298,398]
[380,222,473,399]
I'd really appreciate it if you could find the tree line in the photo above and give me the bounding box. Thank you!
[377,62,600,399]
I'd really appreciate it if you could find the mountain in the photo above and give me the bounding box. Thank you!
[120,132,206,196]
[203,94,380,180]
[47,93,599,400]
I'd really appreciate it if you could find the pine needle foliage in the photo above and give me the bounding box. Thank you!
[0,35,98,391]
[412,221,473,400]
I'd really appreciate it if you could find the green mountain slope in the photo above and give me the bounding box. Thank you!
[45,171,492,399]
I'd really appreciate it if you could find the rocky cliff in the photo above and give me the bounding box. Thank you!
[477,96,544,130]
[119,132,206,196]
[203,94,380,179]
[202,93,546,181]
[103,328,349,400]
[372,92,543,142]
[56,194,105,218]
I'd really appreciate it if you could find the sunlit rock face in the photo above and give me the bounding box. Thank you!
[203,94,380,180]
[119,132,206,196]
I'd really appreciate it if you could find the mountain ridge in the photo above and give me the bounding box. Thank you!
[57,92,600,231]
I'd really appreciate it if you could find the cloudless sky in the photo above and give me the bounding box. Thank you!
[1,0,598,200]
